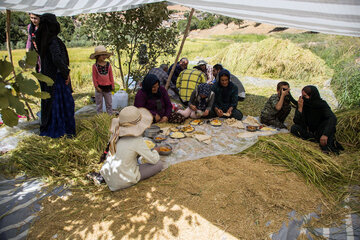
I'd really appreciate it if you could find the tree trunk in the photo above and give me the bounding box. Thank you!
[165,8,195,90]
[116,48,125,89]
[6,10,35,120]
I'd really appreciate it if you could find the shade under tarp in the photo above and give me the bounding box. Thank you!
[1,0,360,37]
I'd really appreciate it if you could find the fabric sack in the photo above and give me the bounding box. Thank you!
[168,112,186,124]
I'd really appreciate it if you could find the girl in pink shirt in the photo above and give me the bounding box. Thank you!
[90,46,114,115]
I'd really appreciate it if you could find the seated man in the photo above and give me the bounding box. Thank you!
[212,64,246,101]
[148,64,168,86]
[168,57,188,97]
[176,65,207,106]
[260,81,297,129]
[210,69,243,120]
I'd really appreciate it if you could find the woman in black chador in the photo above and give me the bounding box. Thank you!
[291,85,343,154]
[35,13,75,138]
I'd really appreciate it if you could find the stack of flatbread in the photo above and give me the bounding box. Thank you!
[225,118,245,129]
[243,116,261,126]
[193,134,212,144]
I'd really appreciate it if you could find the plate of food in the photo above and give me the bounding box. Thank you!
[158,144,173,156]
[153,134,167,143]
[170,127,179,132]
[178,125,195,133]
[190,119,204,126]
[170,131,186,139]
[144,139,156,149]
[209,119,222,127]
[246,125,258,132]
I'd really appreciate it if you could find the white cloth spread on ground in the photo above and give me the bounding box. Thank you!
[159,119,287,167]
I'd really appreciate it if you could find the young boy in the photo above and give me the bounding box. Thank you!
[260,81,297,129]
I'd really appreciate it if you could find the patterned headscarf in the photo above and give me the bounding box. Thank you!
[197,83,211,97]
[197,83,212,111]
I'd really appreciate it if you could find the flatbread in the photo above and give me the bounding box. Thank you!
[243,116,260,126]
[170,132,186,139]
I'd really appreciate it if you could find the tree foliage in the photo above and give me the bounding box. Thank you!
[81,2,179,91]
[0,52,52,127]
[0,12,28,49]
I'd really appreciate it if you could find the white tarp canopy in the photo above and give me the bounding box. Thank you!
[1,0,360,37]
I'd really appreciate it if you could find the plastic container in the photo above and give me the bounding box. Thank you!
[102,90,129,112]
[112,90,128,109]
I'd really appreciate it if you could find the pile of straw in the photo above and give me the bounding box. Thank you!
[4,114,113,186]
[243,133,348,201]
[211,38,333,83]
[335,107,360,149]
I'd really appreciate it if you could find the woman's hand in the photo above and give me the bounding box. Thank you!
[155,114,161,122]
[297,96,303,112]
[189,104,197,111]
[66,75,71,85]
[159,116,168,123]
[203,109,209,117]
[227,107,233,115]
[320,135,328,146]
[96,86,102,92]
[215,107,223,117]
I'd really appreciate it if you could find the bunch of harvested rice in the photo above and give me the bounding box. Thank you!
[4,113,113,186]
[335,107,360,149]
[211,38,333,83]
[243,133,346,200]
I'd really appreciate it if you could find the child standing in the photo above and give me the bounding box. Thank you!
[90,46,114,115]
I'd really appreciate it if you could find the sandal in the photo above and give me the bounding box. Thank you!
[86,172,105,186]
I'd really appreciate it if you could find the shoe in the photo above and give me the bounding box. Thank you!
[86,172,105,186]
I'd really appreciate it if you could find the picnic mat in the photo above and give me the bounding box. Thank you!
[157,117,288,167]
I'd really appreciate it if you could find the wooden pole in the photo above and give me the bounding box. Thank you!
[165,8,195,90]
[5,10,36,120]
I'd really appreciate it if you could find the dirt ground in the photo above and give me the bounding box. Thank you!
[29,155,327,239]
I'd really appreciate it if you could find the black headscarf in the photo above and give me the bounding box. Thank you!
[142,74,161,99]
[35,13,60,59]
[302,85,329,109]
[217,69,234,103]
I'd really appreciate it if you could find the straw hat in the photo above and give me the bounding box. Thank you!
[110,106,153,137]
[89,45,113,59]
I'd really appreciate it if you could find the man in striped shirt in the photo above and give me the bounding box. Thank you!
[148,64,169,86]
[176,67,207,106]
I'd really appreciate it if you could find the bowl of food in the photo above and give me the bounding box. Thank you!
[158,144,172,156]
[153,134,167,143]
[246,125,258,132]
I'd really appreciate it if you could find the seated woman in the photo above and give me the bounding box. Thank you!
[100,106,164,191]
[134,74,172,123]
[177,83,214,118]
[210,69,243,120]
[290,85,344,154]
[260,81,297,129]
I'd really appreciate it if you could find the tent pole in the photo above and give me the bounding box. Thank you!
[165,8,195,90]
[6,10,35,120]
